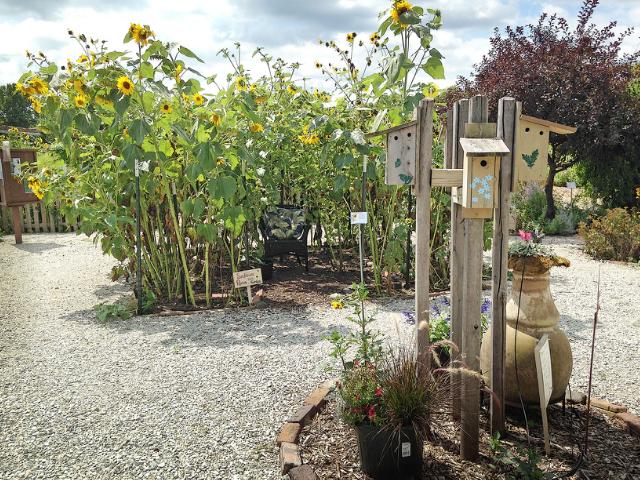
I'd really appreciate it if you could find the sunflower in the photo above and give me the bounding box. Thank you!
[129,23,155,46]
[95,95,113,107]
[28,76,48,95]
[249,123,264,133]
[210,112,222,126]
[192,93,205,106]
[235,76,248,91]
[287,84,297,95]
[315,61,322,69]
[30,97,42,114]
[73,79,84,94]
[160,102,172,114]
[117,76,134,95]
[346,32,356,43]
[77,54,89,63]
[255,95,267,105]
[370,32,381,43]
[391,0,413,26]
[74,94,87,108]
[330,300,344,309]
[216,157,225,166]
[175,63,184,82]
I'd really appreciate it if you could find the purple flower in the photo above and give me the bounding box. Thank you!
[481,298,491,314]
[401,311,415,325]
[441,296,450,307]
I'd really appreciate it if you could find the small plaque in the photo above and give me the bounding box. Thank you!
[350,212,368,225]
[233,268,263,288]
[401,442,411,458]
[566,181,576,189]
[11,158,21,176]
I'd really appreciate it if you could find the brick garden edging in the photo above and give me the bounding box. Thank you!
[277,379,337,478]
[566,391,640,436]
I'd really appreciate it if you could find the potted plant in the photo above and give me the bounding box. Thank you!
[480,230,572,404]
[326,284,445,479]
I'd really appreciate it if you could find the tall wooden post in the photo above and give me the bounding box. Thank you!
[450,98,468,420]
[11,206,22,244]
[415,98,434,369]
[491,97,518,434]
[460,95,488,461]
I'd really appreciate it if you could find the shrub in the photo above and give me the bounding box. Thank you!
[511,183,546,232]
[554,164,580,187]
[579,208,640,262]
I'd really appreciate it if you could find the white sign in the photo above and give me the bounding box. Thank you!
[134,160,150,177]
[350,212,368,225]
[11,158,21,176]
[566,181,576,190]
[233,268,263,288]
[401,442,411,458]
[535,334,553,454]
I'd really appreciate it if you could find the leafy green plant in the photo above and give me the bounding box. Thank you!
[94,302,133,322]
[509,240,554,258]
[579,208,640,262]
[511,183,547,232]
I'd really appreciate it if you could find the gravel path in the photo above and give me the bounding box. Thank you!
[0,233,638,479]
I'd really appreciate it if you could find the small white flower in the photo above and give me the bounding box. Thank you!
[256,167,266,177]
[259,150,268,159]
[260,197,268,204]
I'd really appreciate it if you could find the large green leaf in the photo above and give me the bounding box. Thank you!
[196,223,216,243]
[422,55,445,80]
[194,141,215,170]
[129,119,150,144]
[179,46,204,63]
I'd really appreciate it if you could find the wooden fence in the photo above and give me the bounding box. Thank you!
[0,202,79,233]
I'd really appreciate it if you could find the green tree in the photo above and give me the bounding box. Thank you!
[0,83,36,127]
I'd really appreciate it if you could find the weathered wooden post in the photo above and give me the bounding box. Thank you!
[414,98,434,368]
[490,97,518,434]
[449,98,468,421]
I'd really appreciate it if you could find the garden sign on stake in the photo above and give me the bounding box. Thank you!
[134,158,149,314]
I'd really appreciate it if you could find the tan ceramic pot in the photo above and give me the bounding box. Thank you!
[480,255,572,404]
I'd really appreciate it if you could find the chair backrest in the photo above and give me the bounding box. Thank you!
[262,205,306,240]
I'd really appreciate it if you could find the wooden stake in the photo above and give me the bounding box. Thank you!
[491,97,518,434]
[450,99,468,421]
[415,98,434,370]
[460,95,488,461]
[11,206,22,244]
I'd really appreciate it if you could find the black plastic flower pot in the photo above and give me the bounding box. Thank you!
[259,260,273,281]
[355,423,423,479]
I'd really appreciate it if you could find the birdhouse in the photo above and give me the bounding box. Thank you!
[513,115,576,189]
[458,137,510,211]
[366,121,417,185]
[0,142,38,207]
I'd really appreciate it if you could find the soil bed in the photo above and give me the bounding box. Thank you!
[300,395,640,479]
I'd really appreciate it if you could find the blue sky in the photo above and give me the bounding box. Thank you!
[0,0,637,89]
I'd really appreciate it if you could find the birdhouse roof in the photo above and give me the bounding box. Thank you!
[520,115,577,135]
[459,137,510,156]
[365,120,416,138]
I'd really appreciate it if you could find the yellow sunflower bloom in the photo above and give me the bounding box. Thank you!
[370,32,381,43]
[30,97,42,114]
[235,76,248,91]
[216,157,225,166]
[175,63,184,82]
[192,93,205,105]
[74,94,87,108]
[346,32,357,43]
[77,54,89,63]
[210,113,222,126]
[116,76,134,95]
[129,23,155,46]
[287,84,297,95]
[160,102,172,114]
[28,76,48,95]
[249,123,264,133]
[73,79,84,94]
[255,95,267,105]
[391,0,413,27]
[330,300,344,309]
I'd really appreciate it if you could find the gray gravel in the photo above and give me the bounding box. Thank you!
[0,233,638,479]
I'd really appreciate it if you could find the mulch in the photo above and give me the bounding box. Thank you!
[299,395,640,479]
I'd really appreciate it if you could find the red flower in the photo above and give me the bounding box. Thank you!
[374,386,382,397]
[367,405,376,420]
[354,360,361,367]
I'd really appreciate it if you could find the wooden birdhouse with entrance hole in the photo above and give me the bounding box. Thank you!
[0,141,38,207]
[366,121,417,185]
[458,137,510,213]
[513,114,576,189]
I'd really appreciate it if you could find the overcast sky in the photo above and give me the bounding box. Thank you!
[0,0,638,90]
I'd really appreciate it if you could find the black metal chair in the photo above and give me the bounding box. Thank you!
[258,205,310,271]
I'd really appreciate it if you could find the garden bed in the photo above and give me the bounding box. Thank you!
[299,395,640,479]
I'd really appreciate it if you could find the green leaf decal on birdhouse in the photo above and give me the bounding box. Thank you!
[399,173,413,184]
[395,158,401,168]
[522,149,539,168]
